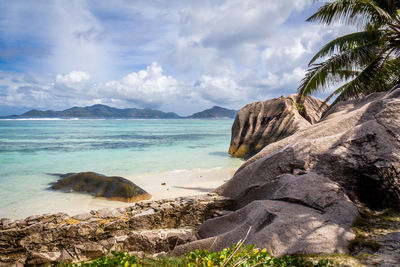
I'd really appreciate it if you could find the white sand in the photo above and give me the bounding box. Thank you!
[128,166,236,200]
[6,167,237,220]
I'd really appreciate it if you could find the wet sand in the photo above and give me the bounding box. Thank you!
[4,167,237,220]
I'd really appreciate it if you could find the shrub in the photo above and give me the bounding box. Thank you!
[294,102,304,112]
[185,243,334,266]
[61,244,335,266]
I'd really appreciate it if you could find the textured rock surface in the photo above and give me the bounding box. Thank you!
[233,88,400,209]
[288,94,328,124]
[228,95,326,158]
[0,194,232,265]
[345,209,400,267]
[50,172,151,202]
[175,88,400,256]
[174,173,358,256]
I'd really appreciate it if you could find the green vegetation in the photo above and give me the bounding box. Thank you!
[188,106,237,119]
[185,244,334,266]
[294,102,304,112]
[61,244,336,266]
[298,253,368,267]
[18,104,182,119]
[298,0,400,106]
[348,208,400,252]
[59,251,187,267]
[347,228,381,252]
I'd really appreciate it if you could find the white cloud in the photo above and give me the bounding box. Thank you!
[259,68,306,90]
[195,74,243,104]
[168,0,312,75]
[101,62,180,106]
[160,1,326,106]
[262,36,311,62]
[0,1,357,115]
[179,0,310,49]
[0,0,118,81]
[56,71,91,88]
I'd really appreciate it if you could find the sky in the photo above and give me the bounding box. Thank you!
[0,0,352,116]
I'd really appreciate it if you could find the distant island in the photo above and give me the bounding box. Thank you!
[1,104,237,119]
[188,106,238,119]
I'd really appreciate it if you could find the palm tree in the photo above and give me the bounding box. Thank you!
[297,0,400,106]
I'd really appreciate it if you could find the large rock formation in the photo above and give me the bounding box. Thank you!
[234,88,400,209]
[174,88,400,256]
[50,172,151,202]
[0,194,232,265]
[174,172,358,256]
[228,95,327,158]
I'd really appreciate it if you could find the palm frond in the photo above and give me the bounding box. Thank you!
[386,17,400,55]
[385,58,400,88]
[320,69,361,104]
[307,0,392,27]
[381,57,400,85]
[298,42,377,99]
[301,0,400,107]
[327,52,397,106]
[309,29,382,65]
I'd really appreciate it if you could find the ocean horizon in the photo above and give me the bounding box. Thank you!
[0,118,243,219]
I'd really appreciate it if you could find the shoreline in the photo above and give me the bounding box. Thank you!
[0,193,233,265]
[129,166,237,200]
[0,166,239,221]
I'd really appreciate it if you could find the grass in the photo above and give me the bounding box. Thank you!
[59,245,335,267]
[298,253,370,267]
[347,228,381,252]
[347,208,400,253]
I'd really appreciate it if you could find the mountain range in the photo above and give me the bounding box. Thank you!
[2,104,237,119]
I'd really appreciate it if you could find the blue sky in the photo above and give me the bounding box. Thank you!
[0,0,351,116]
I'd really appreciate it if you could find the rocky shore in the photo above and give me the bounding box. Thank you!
[176,88,400,262]
[1,88,399,266]
[0,194,231,266]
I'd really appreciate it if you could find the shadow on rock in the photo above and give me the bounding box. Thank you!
[174,88,400,256]
[49,172,151,202]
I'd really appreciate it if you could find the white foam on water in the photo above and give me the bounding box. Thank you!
[0,118,66,121]
[168,169,188,173]
[0,119,243,220]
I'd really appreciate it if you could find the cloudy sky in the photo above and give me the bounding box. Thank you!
[0,0,351,116]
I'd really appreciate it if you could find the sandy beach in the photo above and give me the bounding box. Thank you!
[131,166,237,200]
[3,166,238,220]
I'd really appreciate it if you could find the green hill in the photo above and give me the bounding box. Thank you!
[189,106,237,118]
[2,104,238,119]
[16,104,182,119]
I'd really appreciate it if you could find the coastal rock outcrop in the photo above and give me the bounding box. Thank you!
[228,95,327,158]
[0,194,232,265]
[175,88,400,256]
[232,87,400,209]
[174,172,358,256]
[50,172,151,202]
[287,94,328,124]
[2,89,399,265]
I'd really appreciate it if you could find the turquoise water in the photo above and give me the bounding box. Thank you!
[0,119,242,219]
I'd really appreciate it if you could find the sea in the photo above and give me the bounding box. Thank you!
[0,118,243,219]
